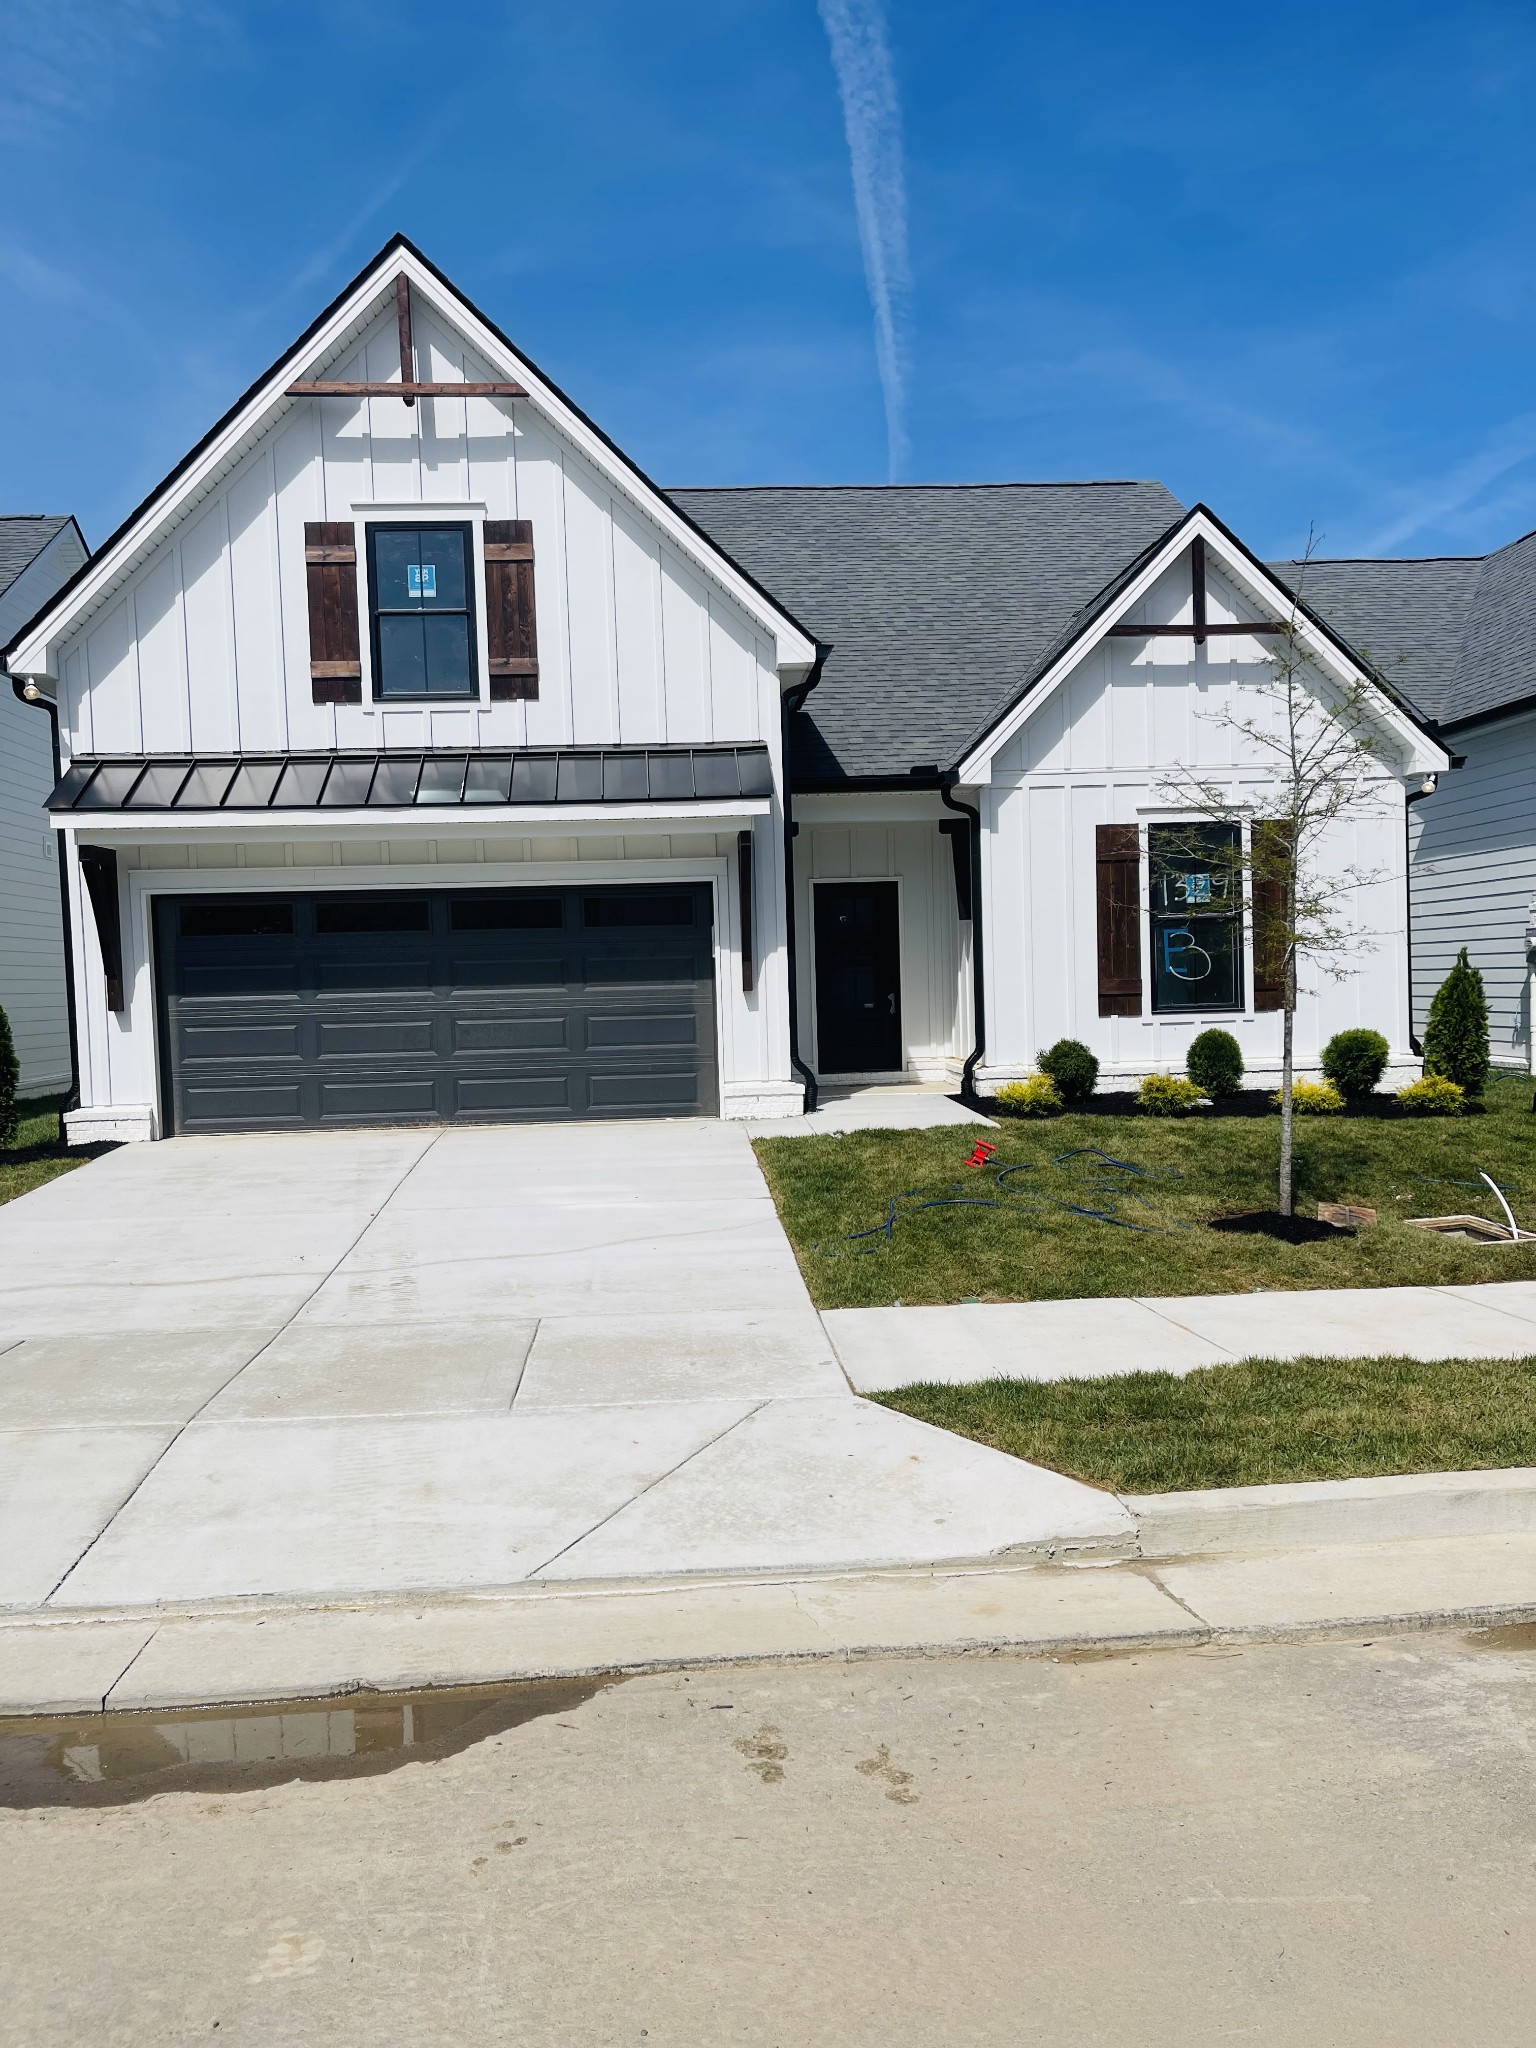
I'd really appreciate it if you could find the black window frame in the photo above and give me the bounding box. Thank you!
[1147,821,1245,1016]
[365,520,480,704]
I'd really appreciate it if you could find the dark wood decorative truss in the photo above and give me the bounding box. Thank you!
[287,278,526,405]
[1106,536,1288,640]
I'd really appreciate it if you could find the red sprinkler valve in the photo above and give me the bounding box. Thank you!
[965,1140,997,1169]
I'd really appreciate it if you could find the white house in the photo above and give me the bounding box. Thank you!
[2,240,1448,1143]
[1287,535,1536,1069]
[1,515,89,1097]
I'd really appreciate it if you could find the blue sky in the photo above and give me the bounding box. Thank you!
[5,0,1535,562]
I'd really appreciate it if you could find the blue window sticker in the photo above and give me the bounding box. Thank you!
[1178,872,1212,905]
[407,563,437,600]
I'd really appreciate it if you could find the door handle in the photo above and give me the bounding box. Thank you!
[887,993,896,1014]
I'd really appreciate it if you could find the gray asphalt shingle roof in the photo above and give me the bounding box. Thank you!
[1269,531,1536,729]
[672,482,1185,782]
[0,515,73,597]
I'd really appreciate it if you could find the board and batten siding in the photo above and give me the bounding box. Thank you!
[52,300,778,766]
[1409,707,1536,1069]
[792,797,969,1081]
[0,522,89,1095]
[978,554,1414,1088]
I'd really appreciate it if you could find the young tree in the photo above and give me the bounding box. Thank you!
[1158,538,1396,1217]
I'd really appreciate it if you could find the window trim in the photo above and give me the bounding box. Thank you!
[364,517,481,704]
[1145,818,1246,1017]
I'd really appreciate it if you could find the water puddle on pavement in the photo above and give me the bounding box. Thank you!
[1462,1622,1536,1653]
[0,1672,623,1809]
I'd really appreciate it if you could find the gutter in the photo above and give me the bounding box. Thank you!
[782,656,827,1114]
[940,775,985,1107]
[8,672,79,1114]
[1404,772,1441,1057]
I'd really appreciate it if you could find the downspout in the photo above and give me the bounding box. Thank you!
[941,775,985,1108]
[781,662,824,1114]
[8,672,80,1113]
[1404,773,1438,1059]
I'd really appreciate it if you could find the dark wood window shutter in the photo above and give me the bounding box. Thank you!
[1251,820,1293,1012]
[304,522,362,704]
[483,520,539,700]
[1095,823,1142,1017]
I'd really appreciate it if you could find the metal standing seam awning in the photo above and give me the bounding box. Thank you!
[47,743,775,815]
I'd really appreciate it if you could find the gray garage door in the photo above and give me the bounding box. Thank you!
[152,885,718,1133]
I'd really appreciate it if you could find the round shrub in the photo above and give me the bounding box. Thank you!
[1271,1077,1344,1115]
[1396,1074,1465,1116]
[1186,1028,1243,1099]
[995,1073,1062,1118]
[1036,1038,1099,1106]
[1423,948,1490,1098]
[1138,1072,1205,1116]
[1321,1028,1390,1101]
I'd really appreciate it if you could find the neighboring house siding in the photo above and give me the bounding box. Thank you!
[53,302,773,766]
[1409,708,1536,1068]
[980,554,1414,1087]
[1,523,88,1095]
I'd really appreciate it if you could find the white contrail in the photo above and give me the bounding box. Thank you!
[818,0,911,479]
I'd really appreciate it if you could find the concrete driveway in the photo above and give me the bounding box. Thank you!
[0,1123,1124,1614]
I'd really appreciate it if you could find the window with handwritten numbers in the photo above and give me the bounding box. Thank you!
[1148,823,1243,1012]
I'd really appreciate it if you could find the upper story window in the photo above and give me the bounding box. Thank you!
[1148,822,1242,1013]
[366,522,477,699]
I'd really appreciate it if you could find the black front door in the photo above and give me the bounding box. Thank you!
[813,882,902,1074]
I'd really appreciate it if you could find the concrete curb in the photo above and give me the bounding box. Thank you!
[1125,1465,1536,1556]
[3,1533,1535,1717]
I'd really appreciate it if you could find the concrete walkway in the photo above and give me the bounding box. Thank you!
[827,1280,1536,1390]
[0,1122,1123,1617]
[745,1080,993,1138]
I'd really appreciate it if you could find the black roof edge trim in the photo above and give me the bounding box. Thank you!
[791,771,949,794]
[4,236,819,667]
[1437,690,1536,736]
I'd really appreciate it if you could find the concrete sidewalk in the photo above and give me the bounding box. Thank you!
[826,1279,1536,1390]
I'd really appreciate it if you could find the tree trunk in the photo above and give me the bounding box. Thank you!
[1279,990,1295,1218]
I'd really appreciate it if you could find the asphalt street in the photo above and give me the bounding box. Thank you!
[3,1627,1533,2044]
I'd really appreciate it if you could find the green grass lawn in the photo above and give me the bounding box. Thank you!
[875,1353,1536,1491]
[754,1071,1536,1308]
[0,1097,93,1208]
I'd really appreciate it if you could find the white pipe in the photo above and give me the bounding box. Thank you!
[1481,1171,1523,1242]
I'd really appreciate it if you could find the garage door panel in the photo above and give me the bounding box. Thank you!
[155,885,718,1132]
[319,1079,440,1120]
[317,955,436,994]
[317,1020,437,1055]
[452,1074,573,1114]
[580,949,704,986]
[183,1082,306,1124]
[453,1015,570,1053]
[181,962,302,998]
[588,1071,704,1109]
[447,951,570,990]
[181,1023,303,1060]
[584,1012,699,1050]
